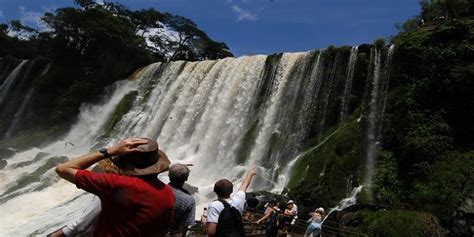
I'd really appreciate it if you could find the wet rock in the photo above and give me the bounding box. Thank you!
[0,148,16,159]
[450,190,474,237]
[0,159,7,169]
[33,152,50,160]
[324,205,445,237]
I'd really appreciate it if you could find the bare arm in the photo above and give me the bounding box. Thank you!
[55,138,148,184]
[255,208,272,224]
[206,223,217,236]
[238,167,257,192]
[47,227,65,237]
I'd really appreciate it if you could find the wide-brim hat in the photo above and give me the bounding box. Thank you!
[111,138,170,176]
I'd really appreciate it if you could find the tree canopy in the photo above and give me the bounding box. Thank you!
[0,1,233,134]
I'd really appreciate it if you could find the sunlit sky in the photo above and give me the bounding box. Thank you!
[0,0,420,56]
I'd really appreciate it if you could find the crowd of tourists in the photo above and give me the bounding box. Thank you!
[49,138,324,237]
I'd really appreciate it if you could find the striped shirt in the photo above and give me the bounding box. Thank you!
[169,183,196,233]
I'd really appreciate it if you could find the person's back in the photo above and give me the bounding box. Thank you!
[214,200,245,237]
[255,200,279,237]
[206,167,257,237]
[207,188,246,237]
[167,164,196,237]
[76,171,175,236]
[304,207,324,237]
[56,138,175,237]
[246,194,259,211]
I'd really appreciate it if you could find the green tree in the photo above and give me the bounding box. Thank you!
[74,0,96,9]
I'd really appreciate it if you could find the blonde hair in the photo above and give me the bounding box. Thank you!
[97,159,125,175]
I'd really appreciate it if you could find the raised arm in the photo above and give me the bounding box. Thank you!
[55,138,148,183]
[238,167,257,192]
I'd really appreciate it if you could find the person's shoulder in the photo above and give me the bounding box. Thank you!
[232,190,246,200]
[77,169,122,180]
[171,185,193,196]
[209,200,226,211]
[209,199,223,207]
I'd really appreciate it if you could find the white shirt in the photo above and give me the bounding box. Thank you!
[63,195,101,236]
[206,191,246,223]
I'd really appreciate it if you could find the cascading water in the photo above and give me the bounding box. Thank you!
[363,45,395,190]
[0,46,394,236]
[0,60,28,106]
[340,46,359,123]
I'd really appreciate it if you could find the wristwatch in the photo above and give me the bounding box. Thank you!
[99,148,110,158]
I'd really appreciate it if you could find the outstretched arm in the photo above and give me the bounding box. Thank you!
[255,208,272,224]
[55,138,148,183]
[238,167,257,192]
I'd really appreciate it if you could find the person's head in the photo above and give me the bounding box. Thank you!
[268,199,277,207]
[316,207,325,215]
[213,179,233,198]
[168,164,190,186]
[287,203,294,209]
[109,138,170,176]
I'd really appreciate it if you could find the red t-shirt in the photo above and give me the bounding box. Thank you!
[75,170,175,237]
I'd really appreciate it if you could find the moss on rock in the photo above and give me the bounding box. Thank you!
[103,90,138,136]
[286,118,364,207]
[354,209,445,237]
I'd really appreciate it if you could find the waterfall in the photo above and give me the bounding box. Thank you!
[329,186,364,213]
[363,45,395,189]
[340,46,359,123]
[3,88,35,139]
[0,46,394,235]
[0,60,28,106]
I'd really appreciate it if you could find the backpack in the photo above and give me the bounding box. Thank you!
[267,209,279,229]
[215,199,246,237]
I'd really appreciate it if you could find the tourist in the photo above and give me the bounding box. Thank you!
[206,167,257,237]
[167,164,196,237]
[48,195,100,237]
[49,162,194,237]
[289,200,298,230]
[246,193,259,212]
[283,200,297,232]
[304,207,324,237]
[254,200,279,237]
[48,158,118,236]
[55,138,175,237]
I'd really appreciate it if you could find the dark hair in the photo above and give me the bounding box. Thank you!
[214,179,233,197]
[169,164,190,184]
[268,199,277,205]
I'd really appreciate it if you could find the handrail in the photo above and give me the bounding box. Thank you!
[187,211,369,237]
[322,225,368,237]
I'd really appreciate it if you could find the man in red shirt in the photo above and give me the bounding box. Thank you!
[55,138,175,237]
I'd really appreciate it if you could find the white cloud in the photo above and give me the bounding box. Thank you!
[232,5,257,21]
[0,10,4,19]
[18,5,56,31]
[19,6,44,27]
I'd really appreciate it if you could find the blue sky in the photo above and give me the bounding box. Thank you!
[0,0,420,56]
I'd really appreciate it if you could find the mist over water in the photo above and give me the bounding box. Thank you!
[0,47,393,236]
